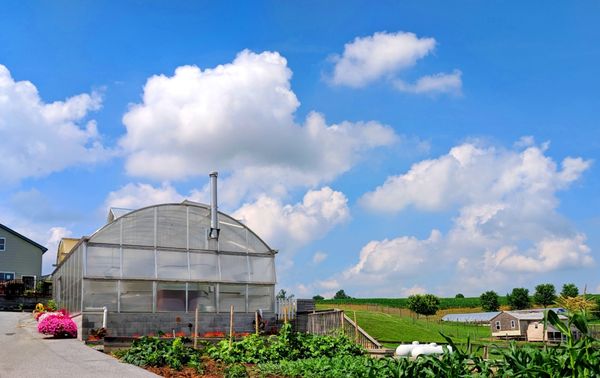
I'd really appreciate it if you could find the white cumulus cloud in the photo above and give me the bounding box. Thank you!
[330,31,436,87]
[332,140,594,295]
[0,64,110,183]
[104,182,202,210]
[233,187,350,250]
[120,50,397,204]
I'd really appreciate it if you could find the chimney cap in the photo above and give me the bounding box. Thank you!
[209,171,218,177]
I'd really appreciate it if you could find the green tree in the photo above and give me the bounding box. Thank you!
[507,287,531,310]
[312,295,324,301]
[407,294,440,318]
[561,283,579,298]
[533,283,557,308]
[276,289,294,300]
[480,290,500,312]
[455,293,465,299]
[333,289,351,300]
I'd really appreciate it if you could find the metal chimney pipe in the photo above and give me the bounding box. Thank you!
[209,171,219,239]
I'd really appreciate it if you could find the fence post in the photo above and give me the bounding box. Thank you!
[353,311,358,342]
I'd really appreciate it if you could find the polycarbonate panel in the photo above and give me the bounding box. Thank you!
[189,252,219,281]
[89,221,121,244]
[157,250,188,280]
[188,283,216,312]
[219,220,248,252]
[122,248,155,278]
[246,233,270,254]
[156,282,186,312]
[248,256,275,283]
[122,208,155,246]
[157,205,187,249]
[120,281,153,312]
[248,285,273,312]
[219,284,246,313]
[220,254,249,282]
[86,246,120,278]
[188,206,211,250]
[83,280,117,311]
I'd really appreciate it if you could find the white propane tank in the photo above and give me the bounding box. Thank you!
[394,341,420,357]
[410,343,453,358]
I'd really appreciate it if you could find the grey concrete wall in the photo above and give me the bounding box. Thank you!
[81,311,277,339]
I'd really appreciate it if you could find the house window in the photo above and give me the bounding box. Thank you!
[0,272,15,281]
[510,320,516,329]
[0,237,5,251]
[495,321,501,330]
[534,322,538,329]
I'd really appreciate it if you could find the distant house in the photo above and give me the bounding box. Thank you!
[56,238,80,266]
[490,309,571,342]
[0,224,48,287]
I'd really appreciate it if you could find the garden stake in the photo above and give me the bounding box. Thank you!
[255,310,259,335]
[194,304,199,349]
[229,305,234,347]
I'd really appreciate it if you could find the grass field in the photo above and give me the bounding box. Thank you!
[316,303,491,348]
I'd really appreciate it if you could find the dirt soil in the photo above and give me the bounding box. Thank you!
[145,357,226,378]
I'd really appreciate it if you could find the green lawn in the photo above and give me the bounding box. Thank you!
[347,309,490,348]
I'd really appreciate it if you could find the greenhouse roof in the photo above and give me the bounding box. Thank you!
[441,312,500,322]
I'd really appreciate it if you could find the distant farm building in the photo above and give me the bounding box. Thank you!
[441,312,500,324]
[490,309,571,342]
[52,173,277,340]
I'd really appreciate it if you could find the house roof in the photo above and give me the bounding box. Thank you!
[0,223,48,253]
[495,308,568,321]
[56,237,81,265]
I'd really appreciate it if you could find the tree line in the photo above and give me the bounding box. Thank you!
[312,283,599,318]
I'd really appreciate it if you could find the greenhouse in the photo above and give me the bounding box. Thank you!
[52,173,277,339]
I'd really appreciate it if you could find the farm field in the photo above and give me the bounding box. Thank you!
[318,296,508,310]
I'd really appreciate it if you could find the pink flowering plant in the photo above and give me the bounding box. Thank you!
[37,310,77,338]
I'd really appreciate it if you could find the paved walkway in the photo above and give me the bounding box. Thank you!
[0,312,159,378]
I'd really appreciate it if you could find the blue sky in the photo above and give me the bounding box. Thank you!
[1,1,599,297]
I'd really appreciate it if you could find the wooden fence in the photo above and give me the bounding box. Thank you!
[307,309,382,349]
[276,298,297,321]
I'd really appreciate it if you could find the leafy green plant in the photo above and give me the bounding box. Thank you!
[205,323,364,365]
[118,336,201,371]
[224,363,248,378]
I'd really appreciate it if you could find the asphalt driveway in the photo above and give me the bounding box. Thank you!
[0,312,159,378]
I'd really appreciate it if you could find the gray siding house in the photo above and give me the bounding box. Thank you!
[0,224,48,286]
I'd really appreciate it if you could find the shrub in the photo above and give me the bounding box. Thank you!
[37,312,77,338]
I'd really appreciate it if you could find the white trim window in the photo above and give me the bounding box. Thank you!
[0,272,15,281]
[510,320,516,329]
[0,237,5,251]
[495,321,501,330]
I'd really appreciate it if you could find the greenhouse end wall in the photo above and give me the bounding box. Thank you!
[52,202,277,339]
